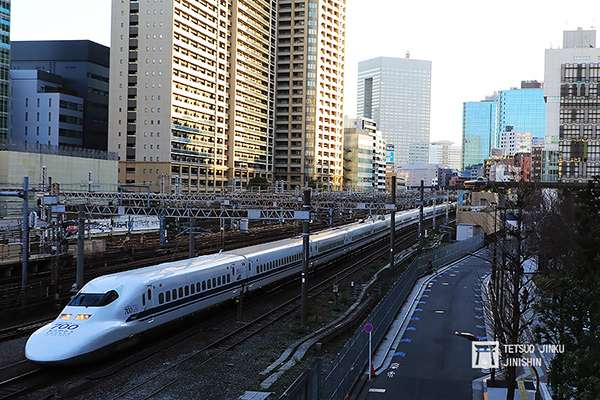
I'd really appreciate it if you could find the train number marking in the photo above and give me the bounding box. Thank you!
[124,305,137,315]
[46,323,79,336]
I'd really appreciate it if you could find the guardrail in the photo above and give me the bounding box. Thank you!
[280,235,485,400]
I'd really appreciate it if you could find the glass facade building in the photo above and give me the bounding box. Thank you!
[0,1,9,141]
[357,57,432,166]
[462,99,496,170]
[495,84,545,147]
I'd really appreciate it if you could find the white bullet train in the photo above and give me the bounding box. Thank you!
[26,205,452,364]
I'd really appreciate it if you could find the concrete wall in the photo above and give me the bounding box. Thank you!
[0,150,117,190]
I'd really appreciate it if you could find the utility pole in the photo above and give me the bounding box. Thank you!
[418,180,424,239]
[21,176,30,292]
[76,206,85,290]
[432,192,436,231]
[188,216,195,258]
[445,188,449,225]
[301,189,311,328]
[389,176,396,270]
[88,171,92,192]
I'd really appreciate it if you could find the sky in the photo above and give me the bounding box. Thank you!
[11,0,600,145]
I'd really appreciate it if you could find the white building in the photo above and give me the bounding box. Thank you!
[499,129,532,156]
[357,56,432,166]
[396,163,438,188]
[429,140,461,170]
[10,69,84,148]
[343,117,386,192]
[109,0,277,192]
[545,28,600,181]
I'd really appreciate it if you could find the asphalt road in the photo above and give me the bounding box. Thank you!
[367,250,491,400]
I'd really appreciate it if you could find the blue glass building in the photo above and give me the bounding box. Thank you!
[495,82,546,146]
[462,99,496,170]
[0,0,9,141]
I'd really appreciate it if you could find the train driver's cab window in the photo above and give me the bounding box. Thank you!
[69,290,119,307]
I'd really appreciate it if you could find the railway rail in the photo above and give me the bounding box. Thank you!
[0,217,453,399]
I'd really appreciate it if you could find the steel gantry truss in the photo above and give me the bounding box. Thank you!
[54,189,439,220]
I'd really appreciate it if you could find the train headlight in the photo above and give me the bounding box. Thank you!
[75,314,92,320]
[59,314,71,320]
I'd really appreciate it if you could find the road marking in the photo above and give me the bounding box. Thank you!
[434,310,445,314]
[415,308,423,312]
[369,388,386,393]
[411,316,421,321]
[476,324,486,329]
[449,273,457,277]
[422,294,430,298]
[394,351,406,357]
[400,338,412,343]
[418,300,427,304]
[442,282,449,285]
[406,326,417,331]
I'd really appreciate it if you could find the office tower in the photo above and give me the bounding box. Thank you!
[462,97,496,170]
[11,41,110,151]
[274,0,347,189]
[109,0,277,192]
[429,140,461,170]
[545,28,600,181]
[499,128,532,156]
[0,1,9,141]
[495,81,545,147]
[10,70,84,147]
[343,117,386,192]
[357,56,432,166]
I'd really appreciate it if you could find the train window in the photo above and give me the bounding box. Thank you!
[69,290,119,307]
[159,293,164,304]
[166,291,171,302]
[147,289,152,301]
[142,294,145,306]
[172,289,177,300]
[207,280,212,289]
[185,286,190,296]
[196,282,201,292]
[227,275,231,283]
[202,281,207,291]
[217,276,222,286]
[212,278,216,287]
[179,287,184,298]
[191,284,195,295]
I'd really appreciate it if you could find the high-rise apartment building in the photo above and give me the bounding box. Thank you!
[343,117,386,192]
[462,97,496,170]
[109,0,277,192]
[495,81,545,147]
[11,40,110,151]
[0,1,9,141]
[357,56,432,166]
[274,0,347,189]
[545,28,600,181]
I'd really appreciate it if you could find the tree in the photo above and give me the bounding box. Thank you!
[247,176,269,190]
[533,178,600,399]
[486,183,540,400]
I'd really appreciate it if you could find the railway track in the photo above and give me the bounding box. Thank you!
[0,360,43,400]
[0,218,453,399]
[0,318,53,342]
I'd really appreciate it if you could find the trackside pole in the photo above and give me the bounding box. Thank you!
[389,176,396,270]
[301,189,311,328]
[76,206,85,290]
[418,180,424,239]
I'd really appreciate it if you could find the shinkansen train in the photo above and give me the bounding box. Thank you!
[25,205,452,364]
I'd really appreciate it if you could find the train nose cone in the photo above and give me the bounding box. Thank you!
[25,322,88,364]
